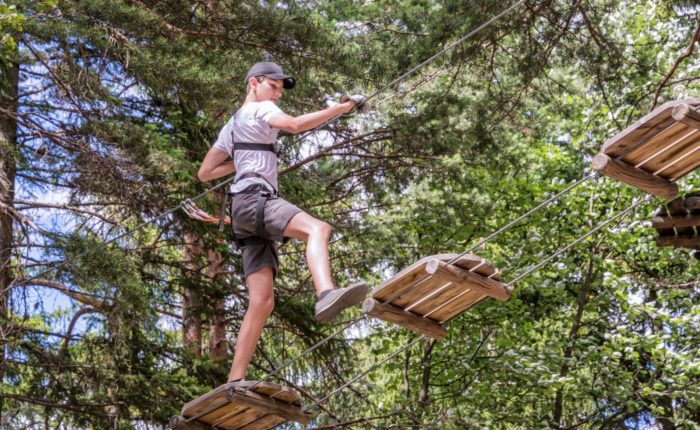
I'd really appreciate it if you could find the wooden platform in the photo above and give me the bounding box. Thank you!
[362,254,511,340]
[592,98,700,200]
[169,381,312,430]
[652,192,700,250]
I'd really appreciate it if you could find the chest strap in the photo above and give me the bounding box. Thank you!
[233,142,275,152]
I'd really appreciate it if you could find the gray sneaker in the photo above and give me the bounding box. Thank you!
[314,281,370,323]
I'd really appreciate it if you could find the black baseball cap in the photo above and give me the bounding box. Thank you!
[245,61,296,89]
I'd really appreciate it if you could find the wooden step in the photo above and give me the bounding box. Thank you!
[171,381,311,430]
[363,254,511,339]
[652,193,700,250]
[594,99,700,199]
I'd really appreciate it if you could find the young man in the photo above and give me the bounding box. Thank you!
[197,62,369,383]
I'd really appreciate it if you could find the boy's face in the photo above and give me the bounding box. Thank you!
[251,77,283,102]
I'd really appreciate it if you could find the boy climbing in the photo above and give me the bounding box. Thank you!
[195,61,369,383]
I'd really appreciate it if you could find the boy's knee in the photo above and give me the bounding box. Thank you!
[248,293,274,317]
[312,221,332,240]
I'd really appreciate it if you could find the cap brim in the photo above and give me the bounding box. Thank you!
[263,74,295,89]
[282,77,295,89]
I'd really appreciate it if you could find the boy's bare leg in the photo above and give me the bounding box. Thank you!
[284,211,369,323]
[283,212,334,295]
[228,267,275,382]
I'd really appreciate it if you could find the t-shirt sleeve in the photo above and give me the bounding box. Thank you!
[257,100,284,124]
[212,117,234,155]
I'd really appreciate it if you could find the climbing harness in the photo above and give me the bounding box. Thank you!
[225,131,280,247]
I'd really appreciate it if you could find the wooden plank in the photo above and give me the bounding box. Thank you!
[655,196,688,216]
[652,133,700,177]
[437,294,489,323]
[406,282,479,317]
[170,415,216,430]
[180,382,305,430]
[669,155,700,182]
[182,385,230,417]
[362,298,446,340]
[209,404,250,428]
[200,402,248,425]
[224,406,270,430]
[633,128,699,170]
[214,406,266,430]
[602,112,676,157]
[425,260,512,301]
[238,414,286,430]
[371,259,431,302]
[403,280,459,313]
[663,140,700,180]
[656,234,700,249]
[448,254,500,280]
[651,214,700,229]
[592,153,678,200]
[426,288,486,322]
[684,196,700,212]
[371,254,498,301]
[626,122,692,166]
[229,391,311,425]
[391,276,452,309]
[601,99,700,157]
[672,103,700,130]
[234,382,301,406]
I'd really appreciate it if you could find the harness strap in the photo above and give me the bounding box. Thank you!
[228,185,276,249]
[233,142,275,152]
[255,192,271,238]
[226,128,277,246]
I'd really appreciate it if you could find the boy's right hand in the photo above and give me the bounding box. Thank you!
[340,94,369,113]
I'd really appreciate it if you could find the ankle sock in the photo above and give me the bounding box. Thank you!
[319,290,332,301]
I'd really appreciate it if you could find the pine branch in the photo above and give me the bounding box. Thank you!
[652,13,700,109]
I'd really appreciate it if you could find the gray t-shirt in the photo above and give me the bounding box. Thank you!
[213,101,283,193]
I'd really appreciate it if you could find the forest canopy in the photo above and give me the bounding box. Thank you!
[1,0,699,428]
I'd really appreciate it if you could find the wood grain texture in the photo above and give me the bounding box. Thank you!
[363,298,447,339]
[592,154,678,200]
[656,235,700,249]
[651,214,700,229]
[179,381,309,429]
[601,98,700,157]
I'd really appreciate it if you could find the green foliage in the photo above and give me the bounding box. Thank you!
[0,2,25,61]
[4,0,700,428]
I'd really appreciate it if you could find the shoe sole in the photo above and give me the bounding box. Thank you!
[315,282,370,323]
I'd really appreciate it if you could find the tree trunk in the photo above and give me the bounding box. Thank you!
[0,48,19,427]
[207,247,227,361]
[183,231,203,357]
[418,338,435,405]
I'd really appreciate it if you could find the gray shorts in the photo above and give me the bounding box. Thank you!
[230,191,303,279]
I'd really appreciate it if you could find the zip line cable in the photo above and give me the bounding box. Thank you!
[282,0,526,151]
[232,316,367,396]
[308,335,425,412]
[504,195,651,287]
[445,172,597,266]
